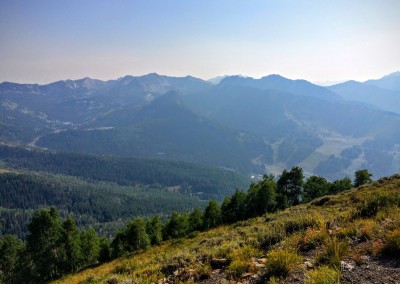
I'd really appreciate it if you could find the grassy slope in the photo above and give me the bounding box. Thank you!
[54,175,400,284]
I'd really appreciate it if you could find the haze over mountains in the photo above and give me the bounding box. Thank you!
[1,71,400,180]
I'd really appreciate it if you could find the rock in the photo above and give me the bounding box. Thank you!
[241,272,253,278]
[304,261,314,268]
[341,261,355,271]
[210,258,230,269]
[255,263,265,268]
[257,258,267,264]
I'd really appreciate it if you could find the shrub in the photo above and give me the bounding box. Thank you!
[359,220,380,241]
[284,213,325,234]
[316,236,348,269]
[355,193,400,218]
[264,249,301,278]
[193,263,212,280]
[376,206,400,231]
[305,266,340,284]
[300,228,328,251]
[259,223,286,249]
[227,245,258,279]
[382,229,400,257]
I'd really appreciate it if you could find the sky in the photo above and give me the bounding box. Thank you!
[1,0,399,84]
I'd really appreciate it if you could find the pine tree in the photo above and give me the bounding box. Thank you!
[26,207,64,281]
[303,176,329,202]
[80,228,100,267]
[146,215,163,245]
[61,216,83,273]
[0,234,24,283]
[99,237,112,262]
[354,169,373,187]
[163,212,190,239]
[277,166,304,207]
[189,208,204,232]
[203,200,222,230]
[126,218,150,251]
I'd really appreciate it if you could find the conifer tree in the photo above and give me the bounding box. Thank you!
[61,217,83,273]
[0,234,24,283]
[188,208,204,232]
[80,228,100,267]
[99,237,112,262]
[26,207,64,281]
[146,215,163,245]
[126,218,150,251]
[203,200,222,229]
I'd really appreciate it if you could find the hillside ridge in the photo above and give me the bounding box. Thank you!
[54,174,400,284]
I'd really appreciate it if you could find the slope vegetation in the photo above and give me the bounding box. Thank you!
[55,175,400,284]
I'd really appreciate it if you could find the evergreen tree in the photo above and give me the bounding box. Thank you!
[203,200,222,230]
[221,196,234,224]
[0,234,24,283]
[125,218,150,251]
[354,169,373,187]
[80,228,100,267]
[221,190,247,223]
[111,231,128,258]
[277,166,304,207]
[146,215,163,245]
[329,176,352,194]
[303,176,330,202]
[61,217,82,273]
[26,207,64,281]
[163,212,190,239]
[99,237,112,263]
[188,208,204,232]
[246,174,277,217]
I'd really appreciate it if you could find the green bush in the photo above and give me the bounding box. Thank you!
[299,228,328,251]
[355,193,400,218]
[284,213,324,234]
[305,266,340,284]
[259,223,286,249]
[264,249,301,278]
[227,245,258,279]
[316,237,348,269]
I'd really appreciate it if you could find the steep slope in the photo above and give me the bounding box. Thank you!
[54,175,400,284]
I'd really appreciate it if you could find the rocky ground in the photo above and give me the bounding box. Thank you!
[197,256,400,284]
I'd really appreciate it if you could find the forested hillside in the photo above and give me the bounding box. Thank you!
[0,145,249,239]
[0,169,203,238]
[0,145,248,199]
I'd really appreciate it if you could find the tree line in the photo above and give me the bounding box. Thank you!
[0,167,373,283]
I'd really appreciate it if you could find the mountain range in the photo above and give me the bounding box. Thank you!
[1,71,400,180]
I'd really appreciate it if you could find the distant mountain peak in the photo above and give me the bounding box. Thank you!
[383,71,400,78]
[364,71,400,92]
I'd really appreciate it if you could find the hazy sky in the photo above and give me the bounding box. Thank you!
[1,0,399,84]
